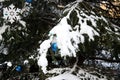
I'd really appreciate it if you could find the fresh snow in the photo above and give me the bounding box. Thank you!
[76,10,100,40]
[37,40,51,73]
[49,17,78,57]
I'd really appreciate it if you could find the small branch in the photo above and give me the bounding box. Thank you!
[69,57,78,73]
[89,57,120,63]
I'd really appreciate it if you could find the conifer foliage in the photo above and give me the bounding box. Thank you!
[0,0,120,79]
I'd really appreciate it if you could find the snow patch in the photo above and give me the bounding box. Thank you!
[37,40,51,73]
[0,24,9,40]
[19,20,26,27]
[47,73,80,80]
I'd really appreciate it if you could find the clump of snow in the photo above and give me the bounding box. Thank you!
[49,16,79,57]
[24,60,29,64]
[19,20,26,27]
[2,48,8,55]
[5,61,12,67]
[37,40,51,73]
[29,55,34,59]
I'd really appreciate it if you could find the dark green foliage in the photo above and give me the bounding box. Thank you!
[86,20,92,26]
[78,35,98,58]
[67,10,79,27]
[0,1,120,79]
[0,0,60,66]
[0,18,4,27]
[3,0,24,8]
[0,1,62,79]
[96,19,108,34]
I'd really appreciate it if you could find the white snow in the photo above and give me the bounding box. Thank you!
[76,0,83,3]
[2,48,8,55]
[49,17,78,57]
[19,20,26,27]
[101,62,119,69]
[38,54,48,73]
[0,24,9,40]
[75,10,100,41]
[29,55,34,59]
[24,60,29,64]
[37,40,51,73]
[47,68,71,74]
[47,73,80,80]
